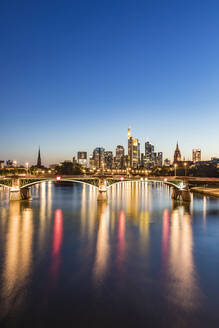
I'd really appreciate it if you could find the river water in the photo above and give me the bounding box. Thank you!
[0,181,219,327]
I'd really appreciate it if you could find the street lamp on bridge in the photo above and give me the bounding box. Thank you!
[25,162,29,175]
[174,163,177,177]
[184,162,187,176]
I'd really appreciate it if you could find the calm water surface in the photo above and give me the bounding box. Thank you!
[0,181,219,327]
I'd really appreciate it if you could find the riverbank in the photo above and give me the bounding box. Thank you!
[191,187,219,198]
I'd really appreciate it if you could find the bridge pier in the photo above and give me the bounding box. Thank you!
[171,188,191,202]
[10,188,31,201]
[97,177,108,202]
[97,190,108,201]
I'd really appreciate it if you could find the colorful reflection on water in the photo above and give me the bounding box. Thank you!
[0,182,219,327]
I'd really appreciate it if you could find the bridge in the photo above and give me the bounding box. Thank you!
[0,175,191,202]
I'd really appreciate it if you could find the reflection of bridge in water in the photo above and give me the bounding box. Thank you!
[0,176,191,202]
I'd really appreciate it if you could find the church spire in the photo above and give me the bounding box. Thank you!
[173,142,181,163]
[37,147,42,168]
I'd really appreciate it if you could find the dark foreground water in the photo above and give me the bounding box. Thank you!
[0,182,219,327]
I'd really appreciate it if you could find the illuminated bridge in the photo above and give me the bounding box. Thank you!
[0,176,191,202]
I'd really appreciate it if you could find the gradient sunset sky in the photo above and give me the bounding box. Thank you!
[0,0,219,165]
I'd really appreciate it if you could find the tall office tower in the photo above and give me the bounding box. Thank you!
[0,160,4,169]
[115,145,124,168]
[157,152,163,167]
[192,149,201,162]
[77,152,87,167]
[93,147,105,169]
[145,141,154,154]
[104,151,113,169]
[37,147,42,168]
[128,128,139,168]
[145,141,155,167]
[116,145,125,162]
[173,142,181,163]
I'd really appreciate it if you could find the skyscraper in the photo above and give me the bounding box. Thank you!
[37,147,42,168]
[145,141,155,168]
[157,152,163,167]
[128,128,139,168]
[77,152,87,167]
[192,149,201,162]
[93,147,105,169]
[104,151,113,169]
[116,145,125,162]
[173,142,181,163]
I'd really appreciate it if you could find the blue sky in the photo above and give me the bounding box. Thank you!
[0,0,219,165]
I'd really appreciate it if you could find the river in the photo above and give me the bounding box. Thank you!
[0,181,219,327]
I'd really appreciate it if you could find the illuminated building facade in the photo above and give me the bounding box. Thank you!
[77,152,87,167]
[115,145,125,167]
[192,149,201,163]
[104,151,113,169]
[164,158,171,166]
[128,128,140,168]
[93,147,105,169]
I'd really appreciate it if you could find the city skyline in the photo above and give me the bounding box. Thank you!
[1,0,219,164]
[0,129,211,167]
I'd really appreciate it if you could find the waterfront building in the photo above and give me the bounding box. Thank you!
[77,152,87,167]
[173,142,182,163]
[192,149,201,163]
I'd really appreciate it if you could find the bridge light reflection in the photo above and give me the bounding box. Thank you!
[168,206,201,310]
[93,201,109,284]
[49,209,63,286]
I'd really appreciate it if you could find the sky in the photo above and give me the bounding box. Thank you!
[0,0,219,165]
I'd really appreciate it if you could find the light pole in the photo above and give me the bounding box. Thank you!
[174,163,177,177]
[184,162,187,176]
[26,162,29,176]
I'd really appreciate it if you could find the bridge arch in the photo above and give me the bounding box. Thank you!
[106,179,185,190]
[0,183,11,189]
[20,179,99,190]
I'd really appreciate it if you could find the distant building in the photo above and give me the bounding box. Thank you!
[93,147,105,169]
[77,152,87,167]
[0,161,4,169]
[157,152,163,167]
[115,145,125,168]
[104,151,113,169]
[173,142,181,163]
[6,160,13,168]
[192,149,201,163]
[164,158,171,166]
[128,128,140,168]
[144,141,156,168]
[49,164,57,170]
